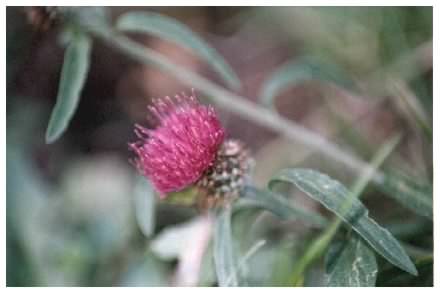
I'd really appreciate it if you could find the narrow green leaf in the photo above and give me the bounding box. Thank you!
[269,168,417,276]
[133,177,155,237]
[379,170,432,219]
[45,32,91,143]
[116,11,240,90]
[213,208,240,287]
[324,240,345,273]
[259,56,354,107]
[234,239,266,280]
[240,186,328,228]
[326,235,378,286]
[198,242,216,286]
[289,135,400,285]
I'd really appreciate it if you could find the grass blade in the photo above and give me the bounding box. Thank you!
[45,32,91,143]
[116,11,240,90]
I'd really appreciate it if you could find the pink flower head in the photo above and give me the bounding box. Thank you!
[130,92,225,198]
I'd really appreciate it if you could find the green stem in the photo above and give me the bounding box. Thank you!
[290,219,341,285]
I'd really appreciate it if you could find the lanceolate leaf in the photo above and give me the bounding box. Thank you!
[326,235,378,286]
[269,168,417,276]
[259,56,354,107]
[240,186,328,228]
[213,208,240,287]
[133,177,155,237]
[116,11,240,90]
[45,32,92,143]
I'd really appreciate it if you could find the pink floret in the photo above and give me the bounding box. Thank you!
[130,93,225,198]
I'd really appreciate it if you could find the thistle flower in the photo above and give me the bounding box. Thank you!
[130,92,252,208]
[130,92,225,197]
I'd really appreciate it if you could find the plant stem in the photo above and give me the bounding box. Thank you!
[290,219,341,286]
[89,26,387,186]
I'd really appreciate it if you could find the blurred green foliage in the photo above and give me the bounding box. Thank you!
[7,6,432,287]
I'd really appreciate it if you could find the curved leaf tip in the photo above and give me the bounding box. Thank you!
[45,33,92,144]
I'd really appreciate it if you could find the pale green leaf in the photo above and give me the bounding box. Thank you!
[240,186,328,228]
[326,235,378,286]
[213,207,241,286]
[259,56,354,107]
[133,177,155,237]
[269,168,417,276]
[116,11,240,90]
[198,243,216,286]
[45,32,91,143]
[62,7,110,30]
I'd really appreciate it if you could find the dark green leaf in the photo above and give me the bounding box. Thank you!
[116,11,240,90]
[259,56,354,107]
[213,207,240,286]
[240,186,328,228]
[133,177,155,237]
[269,168,417,276]
[45,32,91,143]
[379,170,432,219]
[326,235,378,286]
[324,240,345,273]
